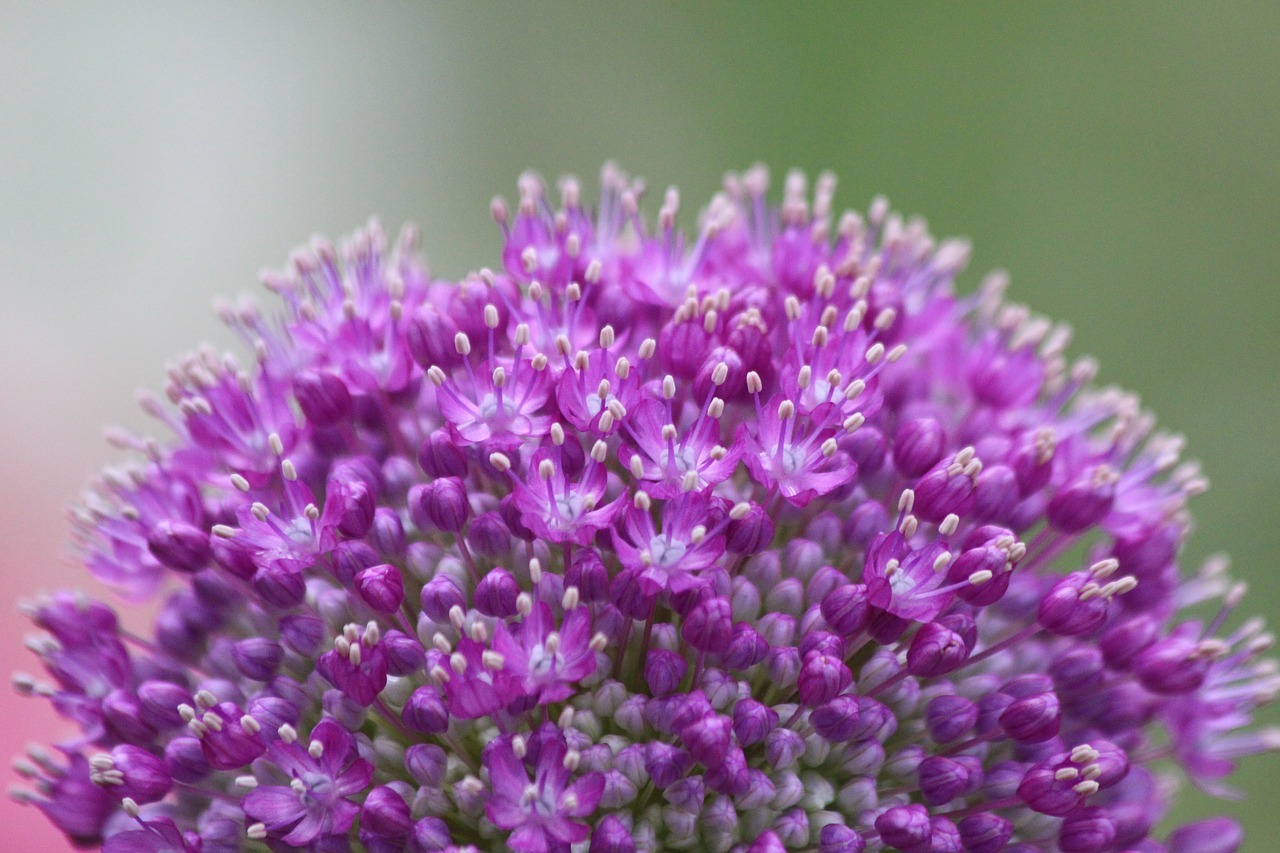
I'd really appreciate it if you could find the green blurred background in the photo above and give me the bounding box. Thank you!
[1,2,1276,848]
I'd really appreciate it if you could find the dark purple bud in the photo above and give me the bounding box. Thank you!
[380,630,425,676]
[279,614,326,655]
[913,465,975,523]
[1038,572,1111,636]
[894,417,946,477]
[1057,807,1117,853]
[682,714,732,768]
[925,694,977,743]
[999,691,1062,743]
[851,696,896,742]
[843,505,888,562]
[105,744,172,804]
[610,568,657,619]
[764,727,805,770]
[1046,465,1116,533]
[1100,614,1162,666]
[407,304,459,370]
[136,681,191,730]
[798,651,852,706]
[682,597,733,654]
[292,369,352,425]
[591,815,638,853]
[721,622,769,670]
[907,621,970,677]
[245,696,298,733]
[498,493,536,541]
[210,534,256,580]
[355,564,405,614]
[367,508,405,557]
[1050,644,1105,691]
[418,431,468,478]
[419,574,465,622]
[252,564,306,609]
[669,579,713,617]
[970,464,1019,522]
[474,567,518,617]
[1010,430,1055,497]
[361,785,413,839]
[231,638,283,682]
[657,314,712,378]
[819,823,867,853]
[1133,637,1211,694]
[402,685,449,734]
[812,695,862,742]
[918,755,981,806]
[821,584,871,637]
[1111,521,1180,578]
[727,503,775,554]
[732,698,778,746]
[467,511,511,558]
[946,542,1013,607]
[867,609,910,644]
[644,742,690,789]
[645,649,688,698]
[410,477,471,533]
[845,426,887,477]
[667,692,713,732]
[325,540,374,586]
[147,521,211,573]
[876,804,932,851]
[565,549,609,603]
[163,736,209,784]
[704,746,750,796]
[1017,760,1085,816]
[957,813,1013,853]
[1168,817,1243,853]
[102,689,157,743]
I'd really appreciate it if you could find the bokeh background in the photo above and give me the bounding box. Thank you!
[2,2,1277,849]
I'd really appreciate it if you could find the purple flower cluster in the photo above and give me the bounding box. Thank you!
[12,165,1277,852]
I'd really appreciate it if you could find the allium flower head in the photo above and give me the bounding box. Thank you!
[12,164,1278,852]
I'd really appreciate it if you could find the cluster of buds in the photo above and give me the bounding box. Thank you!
[11,165,1275,852]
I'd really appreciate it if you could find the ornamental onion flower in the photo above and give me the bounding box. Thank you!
[11,164,1278,852]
